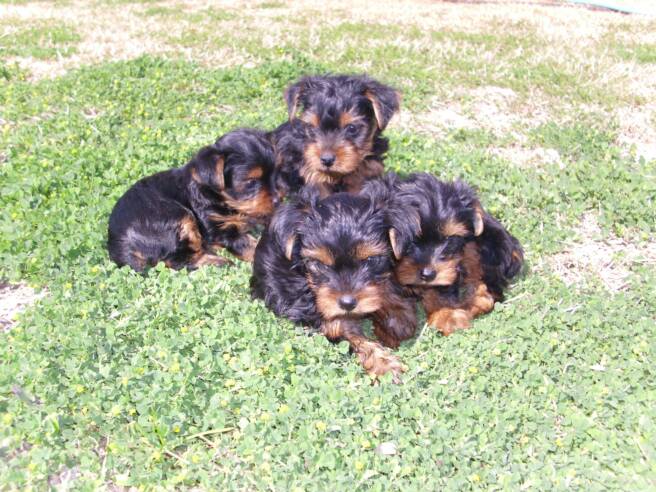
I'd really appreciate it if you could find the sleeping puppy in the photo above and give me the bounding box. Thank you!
[107,128,276,271]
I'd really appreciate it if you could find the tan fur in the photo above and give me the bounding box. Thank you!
[207,212,249,232]
[215,156,225,190]
[353,241,388,260]
[284,235,296,261]
[301,246,334,266]
[301,111,320,127]
[222,189,274,218]
[246,166,264,179]
[441,218,469,237]
[178,216,203,252]
[473,204,484,236]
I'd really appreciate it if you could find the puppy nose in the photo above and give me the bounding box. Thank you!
[338,295,357,312]
[420,268,436,282]
[320,153,335,168]
[272,195,280,207]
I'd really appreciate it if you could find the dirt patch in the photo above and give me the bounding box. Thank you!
[489,145,564,168]
[397,85,550,139]
[0,282,45,332]
[545,213,656,292]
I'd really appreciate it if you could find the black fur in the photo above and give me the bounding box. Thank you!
[107,128,276,271]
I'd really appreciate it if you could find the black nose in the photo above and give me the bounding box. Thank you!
[338,295,357,312]
[420,268,436,282]
[320,153,335,168]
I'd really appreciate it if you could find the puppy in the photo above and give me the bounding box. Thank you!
[383,173,524,335]
[251,185,416,382]
[108,128,276,271]
[269,75,400,198]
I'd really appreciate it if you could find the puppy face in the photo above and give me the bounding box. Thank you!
[213,129,277,219]
[297,193,393,320]
[388,174,484,288]
[285,75,400,186]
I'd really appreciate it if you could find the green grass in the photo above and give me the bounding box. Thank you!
[1,8,655,490]
[0,22,80,60]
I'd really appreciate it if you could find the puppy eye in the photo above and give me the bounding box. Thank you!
[345,124,358,136]
[364,255,383,266]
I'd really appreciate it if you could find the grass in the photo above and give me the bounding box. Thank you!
[0,22,80,60]
[1,1,656,490]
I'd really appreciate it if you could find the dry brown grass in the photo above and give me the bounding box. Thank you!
[541,213,656,292]
[2,0,655,159]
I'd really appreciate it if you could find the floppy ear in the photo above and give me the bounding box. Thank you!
[191,146,225,190]
[473,203,484,237]
[364,81,401,130]
[388,228,403,260]
[284,234,297,261]
[214,155,225,190]
[284,80,305,122]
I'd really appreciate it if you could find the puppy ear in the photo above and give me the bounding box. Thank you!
[214,155,225,190]
[389,228,403,260]
[284,234,297,261]
[364,80,401,130]
[473,203,484,237]
[191,146,225,190]
[284,80,305,122]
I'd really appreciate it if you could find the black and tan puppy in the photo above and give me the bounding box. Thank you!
[269,75,400,197]
[250,185,416,382]
[382,173,524,335]
[108,128,276,271]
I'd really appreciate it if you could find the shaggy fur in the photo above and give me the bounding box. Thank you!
[376,173,524,335]
[251,185,416,382]
[269,75,400,198]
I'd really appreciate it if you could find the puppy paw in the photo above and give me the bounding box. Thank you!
[357,342,406,384]
[427,308,471,336]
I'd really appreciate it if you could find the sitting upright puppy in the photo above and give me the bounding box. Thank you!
[383,173,524,335]
[269,75,400,197]
[108,128,276,271]
[251,186,416,382]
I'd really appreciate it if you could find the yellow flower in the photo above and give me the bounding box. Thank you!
[360,439,371,449]
[278,404,289,415]
[470,474,481,483]
[469,366,478,374]
[2,413,13,425]
[172,425,181,433]
[74,384,85,394]
[315,421,327,432]
[354,460,365,472]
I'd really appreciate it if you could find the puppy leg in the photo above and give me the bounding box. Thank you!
[225,234,258,263]
[461,242,496,319]
[322,318,405,383]
[372,294,417,349]
[178,217,230,269]
[422,289,472,336]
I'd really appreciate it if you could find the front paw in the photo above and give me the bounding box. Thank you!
[427,308,471,336]
[357,343,406,384]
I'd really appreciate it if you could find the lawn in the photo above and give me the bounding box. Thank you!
[1,0,655,490]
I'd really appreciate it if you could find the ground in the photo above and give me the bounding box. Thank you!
[1,0,655,490]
